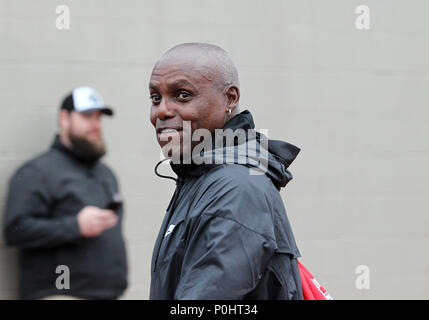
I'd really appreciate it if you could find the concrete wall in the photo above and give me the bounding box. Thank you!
[0,0,428,299]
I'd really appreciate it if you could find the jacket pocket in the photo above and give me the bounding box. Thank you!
[269,249,301,300]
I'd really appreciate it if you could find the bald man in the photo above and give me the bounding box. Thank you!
[149,43,303,300]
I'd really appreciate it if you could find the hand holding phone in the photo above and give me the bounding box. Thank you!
[106,193,123,213]
[107,201,122,212]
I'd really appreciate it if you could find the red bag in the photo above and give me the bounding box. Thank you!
[298,260,333,300]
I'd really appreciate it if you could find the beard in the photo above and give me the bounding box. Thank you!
[68,130,106,162]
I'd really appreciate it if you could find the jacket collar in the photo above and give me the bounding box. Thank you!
[166,110,300,189]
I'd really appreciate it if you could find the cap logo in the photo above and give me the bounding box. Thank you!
[72,86,105,112]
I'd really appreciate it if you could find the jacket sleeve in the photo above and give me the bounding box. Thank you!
[174,175,277,300]
[3,165,83,249]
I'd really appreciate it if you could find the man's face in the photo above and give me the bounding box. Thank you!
[61,110,106,158]
[149,60,227,159]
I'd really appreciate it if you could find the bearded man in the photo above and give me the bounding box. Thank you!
[3,86,128,300]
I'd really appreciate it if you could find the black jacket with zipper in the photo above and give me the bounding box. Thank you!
[150,110,303,300]
[3,135,128,299]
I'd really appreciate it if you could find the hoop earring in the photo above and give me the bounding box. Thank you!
[224,108,232,125]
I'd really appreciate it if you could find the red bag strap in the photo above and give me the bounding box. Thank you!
[298,260,333,300]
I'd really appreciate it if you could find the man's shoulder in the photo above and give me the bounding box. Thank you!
[189,164,281,241]
[191,164,279,209]
[14,149,55,176]
[202,164,275,192]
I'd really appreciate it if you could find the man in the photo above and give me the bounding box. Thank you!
[3,86,128,300]
[149,43,303,299]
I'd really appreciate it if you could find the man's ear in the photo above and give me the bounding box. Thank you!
[225,85,240,111]
[59,109,71,131]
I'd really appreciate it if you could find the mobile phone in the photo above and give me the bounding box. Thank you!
[106,193,123,213]
[107,200,122,213]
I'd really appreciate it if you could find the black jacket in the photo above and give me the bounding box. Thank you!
[150,110,303,300]
[3,135,128,299]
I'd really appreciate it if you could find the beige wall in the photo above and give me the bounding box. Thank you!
[0,0,428,299]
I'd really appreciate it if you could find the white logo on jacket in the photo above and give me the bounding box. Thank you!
[164,224,176,238]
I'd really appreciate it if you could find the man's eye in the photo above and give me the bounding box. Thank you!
[177,91,192,101]
[150,94,161,104]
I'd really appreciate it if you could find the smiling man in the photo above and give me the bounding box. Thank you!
[150,43,240,162]
[149,43,303,300]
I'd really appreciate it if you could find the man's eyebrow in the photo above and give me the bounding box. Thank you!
[167,79,197,90]
[149,79,197,91]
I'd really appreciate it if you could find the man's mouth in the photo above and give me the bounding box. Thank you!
[157,127,183,140]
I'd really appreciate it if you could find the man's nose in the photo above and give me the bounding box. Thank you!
[90,115,102,131]
[157,98,175,120]
[94,119,102,131]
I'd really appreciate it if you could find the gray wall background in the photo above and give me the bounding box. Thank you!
[0,0,428,299]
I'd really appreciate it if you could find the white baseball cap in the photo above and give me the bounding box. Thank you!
[61,86,114,116]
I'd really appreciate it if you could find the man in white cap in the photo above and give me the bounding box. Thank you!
[3,87,128,300]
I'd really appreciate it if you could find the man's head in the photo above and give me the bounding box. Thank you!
[149,43,240,159]
[59,87,113,160]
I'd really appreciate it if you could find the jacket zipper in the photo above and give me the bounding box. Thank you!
[166,177,183,212]
[153,177,184,272]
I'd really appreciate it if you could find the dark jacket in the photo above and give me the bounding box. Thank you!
[3,135,128,299]
[150,110,303,300]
